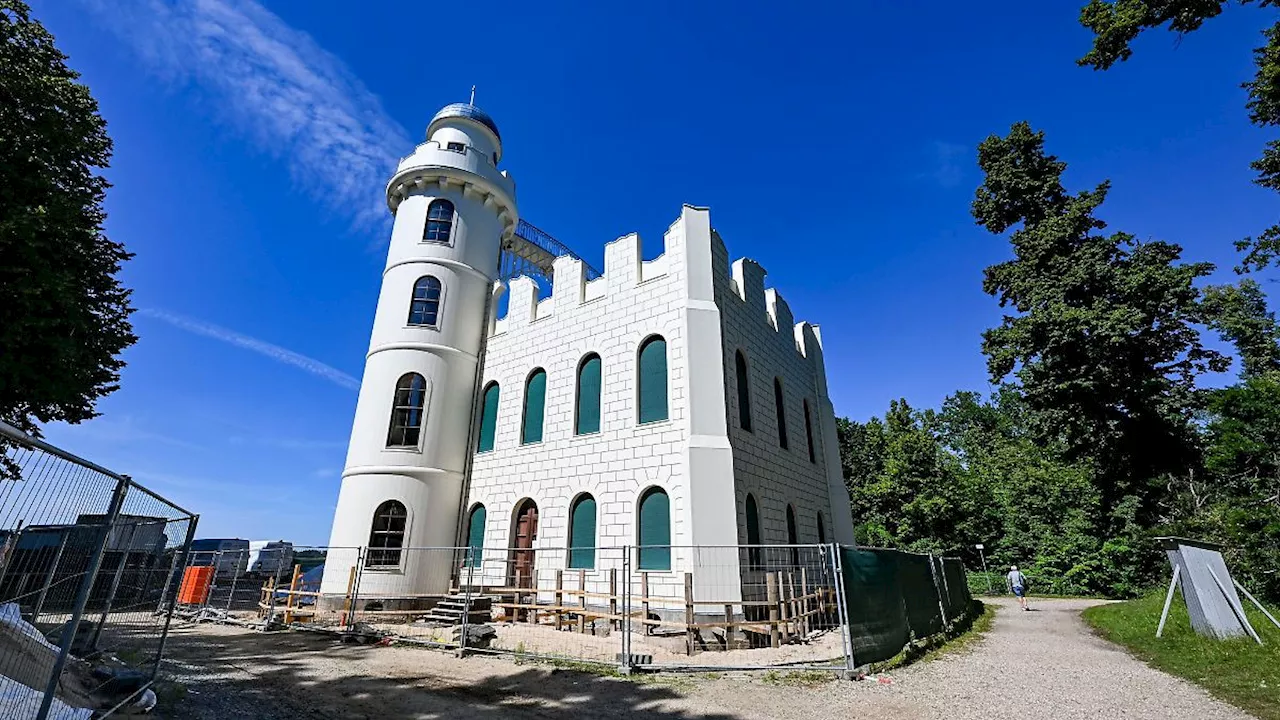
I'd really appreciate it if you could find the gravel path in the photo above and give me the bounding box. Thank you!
[151,597,1256,719]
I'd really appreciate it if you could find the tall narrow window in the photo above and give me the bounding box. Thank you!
[785,504,799,565]
[407,276,442,326]
[745,494,762,567]
[465,504,486,567]
[521,369,547,444]
[803,400,816,463]
[638,487,671,570]
[816,513,826,544]
[568,494,597,569]
[638,336,668,424]
[424,199,454,243]
[367,501,406,567]
[735,351,752,432]
[387,373,427,448]
[576,354,602,435]
[774,378,789,449]
[476,382,499,453]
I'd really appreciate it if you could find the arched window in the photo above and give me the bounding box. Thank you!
[465,504,486,567]
[575,354,602,435]
[638,336,668,424]
[637,487,671,570]
[785,504,799,565]
[735,351,752,432]
[803,400,816,463]
[368,500,406,567]
[386,373,427,448]
[817,513,826,545]
[521,369,547,444]
[774,378,789,449]
[476,382,499,453]
[407,276,442,327]
[424,199,454,243]
[568,494,597,569]
[745,493,762,567]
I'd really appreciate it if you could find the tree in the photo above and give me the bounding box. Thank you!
[0,1,135,447]
[1077,0,1280,271]
[972,122,1227,517]
[1201,279,1280,376]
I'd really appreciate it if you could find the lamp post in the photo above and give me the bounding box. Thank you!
[976,543,993,595]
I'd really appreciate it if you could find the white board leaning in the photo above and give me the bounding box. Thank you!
[1155,536,1280,644]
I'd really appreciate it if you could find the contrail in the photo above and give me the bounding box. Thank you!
[139,309,359,390]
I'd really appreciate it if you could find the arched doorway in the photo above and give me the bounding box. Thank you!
[509,498,539,590]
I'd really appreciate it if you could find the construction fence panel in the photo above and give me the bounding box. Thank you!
[624,545,848,671]
[0,420,197,719]
[346,547,466,649]
[896,550,945,639]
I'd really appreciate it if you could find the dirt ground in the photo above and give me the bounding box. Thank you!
[152,598,1254,720]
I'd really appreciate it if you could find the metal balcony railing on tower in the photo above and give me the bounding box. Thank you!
[502,219,602,286]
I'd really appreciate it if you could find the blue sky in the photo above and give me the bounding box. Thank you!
[29,0,1278,544]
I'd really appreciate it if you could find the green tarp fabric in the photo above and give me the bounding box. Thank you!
[839,547,973,666]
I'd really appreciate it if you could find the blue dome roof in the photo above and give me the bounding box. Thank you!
[429,103,501,141]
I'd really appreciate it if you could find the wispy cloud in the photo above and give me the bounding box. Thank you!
[928,141,969,189]
[79,0,412,229]
[139,308,359,390]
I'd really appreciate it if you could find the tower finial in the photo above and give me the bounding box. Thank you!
[469,85,476,106]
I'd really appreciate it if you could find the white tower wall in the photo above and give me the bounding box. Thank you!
[323,104,516,597]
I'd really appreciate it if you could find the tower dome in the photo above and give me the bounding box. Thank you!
[428,102,501,141]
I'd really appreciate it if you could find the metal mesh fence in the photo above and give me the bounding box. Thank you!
[0,420,197,719]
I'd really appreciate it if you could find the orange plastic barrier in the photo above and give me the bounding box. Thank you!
[177,565,215,605]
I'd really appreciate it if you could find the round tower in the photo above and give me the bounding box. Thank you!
[322,103,516,599]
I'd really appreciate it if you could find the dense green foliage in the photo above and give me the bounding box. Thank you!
[840,123,1280,601]
[1083,593,1280,719]
[0,1,134,449]
[1077,0,1280,271]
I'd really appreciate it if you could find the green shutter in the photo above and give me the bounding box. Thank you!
[477,384,499,453]
[522,370,546,444]
[568,496,596,569]
[638,489,671,570]
[576,355,602,435]
[466,506,486,567]
[638,337,668,424]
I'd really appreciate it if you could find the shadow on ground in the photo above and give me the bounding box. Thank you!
[152,624,748,720]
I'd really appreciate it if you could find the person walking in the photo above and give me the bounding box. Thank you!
[1007,565,1029,610]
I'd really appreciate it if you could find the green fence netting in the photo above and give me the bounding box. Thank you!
[839,547,973,666]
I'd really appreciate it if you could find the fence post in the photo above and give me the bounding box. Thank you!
[225,549,244,612]
[346,548,365,632]
[90,518,138,650]
[766,572,780,648]
[827,544,857,675]
[684,572,694,655]
[619,547,632,675]
[928,553,949,628]
[30,531,69,625]
[152,515,199,682]
[458,546,477,657]
[37,475,128,720]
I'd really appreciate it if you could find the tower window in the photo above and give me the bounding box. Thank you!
[735,350,752,432]
[407,276,442,327]
[522,368,547,444]
[774,378,788,450]
[637,487,671,570]
[786,504,799,565]
[575,353,602,435]
[447,141,465,153]
[637,336,668,424]
[387,373,427,448]
[424,199,454,243]
[465,504,486,567]
[803,400,816,463]
[367,500,407,567]
[745,493,762,568]
[476,382,500,453]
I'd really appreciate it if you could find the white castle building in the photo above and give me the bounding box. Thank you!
[321,103,855,604]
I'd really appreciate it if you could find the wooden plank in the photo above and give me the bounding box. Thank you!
[284,564,302,624]
[684,572,695,655]
[641,572,650,628]
[724,603,734,650]
[766,573,780,648]
[609,568,618,630]
[555,570,563,631]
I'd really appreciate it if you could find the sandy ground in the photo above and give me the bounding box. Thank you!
[151,598,1256,720]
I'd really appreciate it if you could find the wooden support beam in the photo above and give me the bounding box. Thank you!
[766,573,780,648]
[578,569,587,633]
[684,572,695,655]
[555,570,564,631]
[609,568,618,630]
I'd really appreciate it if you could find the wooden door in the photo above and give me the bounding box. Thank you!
[511,501,538,589]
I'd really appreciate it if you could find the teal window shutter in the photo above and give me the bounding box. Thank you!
[477,383,499,453]
[522,369,546,444]
[638,488,671,570]
[735,351,752,432]
[466,505,486,567]
[638,337,668,424]
[576,355,602,435]
[568,495,596,569]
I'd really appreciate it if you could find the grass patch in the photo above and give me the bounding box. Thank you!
[1083,591,1280,720]
[867,599,993,673]
[761,670,835,688]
